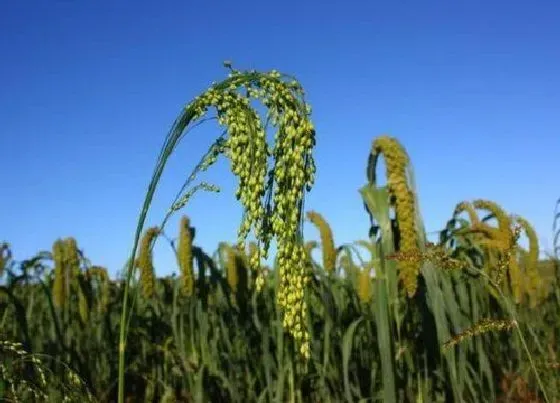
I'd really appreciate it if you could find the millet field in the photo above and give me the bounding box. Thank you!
[1,65,559,403]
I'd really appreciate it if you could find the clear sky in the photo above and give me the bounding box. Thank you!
[1,1,559,278]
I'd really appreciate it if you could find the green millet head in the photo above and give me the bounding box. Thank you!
[178,216,194,297]
[183,67,316,359]
[52,239,66,309]
[357,263,373,304]
[137,227,160,299]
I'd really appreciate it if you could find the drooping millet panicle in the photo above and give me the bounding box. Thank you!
[451,201,490,252]
[454,200,508,252]
[469,223,509,250]
[443,318,518,350]
[52,239,66,309]
[371,136,420,297]
[472,199,513,249]
[137,227,159,299]
[258,76,315,359]
[181,67,316,359]
[467,221,513,281]
[306,211,336,274]
[513,216,541,307]
[388,244,470,272]
[466,200,529,301]
[177,216,194,297]
[453,201,481,227]
[473,199,511,229]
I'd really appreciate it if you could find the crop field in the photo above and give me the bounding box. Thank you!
[1,66,559,402]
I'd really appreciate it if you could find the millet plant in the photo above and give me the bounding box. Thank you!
[117,63,317,403]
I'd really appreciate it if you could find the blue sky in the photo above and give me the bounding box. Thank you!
[1,1,559,277]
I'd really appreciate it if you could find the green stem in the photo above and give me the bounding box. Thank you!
[117,110,194,403]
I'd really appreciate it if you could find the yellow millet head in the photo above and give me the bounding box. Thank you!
[137,227,160,299]
[52,239,66,309]
[472,200,512,245]
[471,223,510,250]
[453,201,481,226]
[513,216,540,307]
[466,201,533,303]
[306,211,336,274]
[357,263,373,304]
[371,136,420,297]
[491,224,523,302]
[225,245,239,294]
[178,216,194,298]
[453,200,516,283]
[63,237,81,280]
